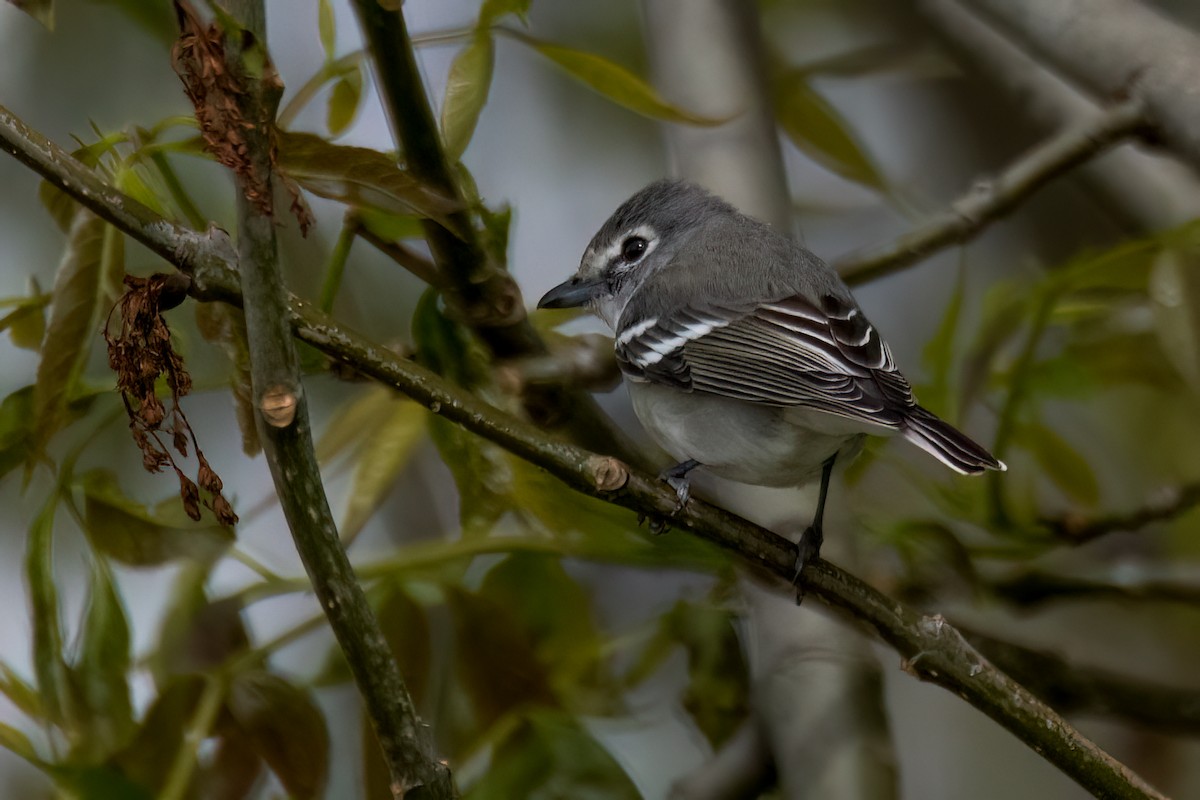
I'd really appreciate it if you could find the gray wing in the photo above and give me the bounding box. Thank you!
[615,292,916,430]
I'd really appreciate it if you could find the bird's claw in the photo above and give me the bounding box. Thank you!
[792,525,824,605]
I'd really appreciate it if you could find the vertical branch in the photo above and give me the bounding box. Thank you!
[205,2,455,797]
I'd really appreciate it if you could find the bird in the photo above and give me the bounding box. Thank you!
[538,179,1004,573]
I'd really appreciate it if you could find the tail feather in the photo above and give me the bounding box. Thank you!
[901,406,1005,475]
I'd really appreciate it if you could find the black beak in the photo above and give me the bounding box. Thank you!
[537,276,602,309]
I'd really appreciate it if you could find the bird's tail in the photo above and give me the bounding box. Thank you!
[901,405,1005,475]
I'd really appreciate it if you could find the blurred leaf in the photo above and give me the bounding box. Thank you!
[0,292,49,351]
[467,709,641,800]
[47,764,154,800]
[412,288,490,388]
[317,0,336,59]
[6,0,53,28]
[799,41,957,79]
[80,469,235,567]
[315,384,394,464]
[0,662,43,721]
[83,0,175,44]
[30,210,116,464]
[663,601,748,747]
[1019,355,1095,399]
[1062,330,1183,390]
[277,132,462,230]
[111,675,205,794]
[195,303,260,457]
[515,34,722,125]
[771,67,883,189]
[446,587,556,728]
[26,496,72,728]
[920,260,966,419]
[1150,247,1200,392]
[480,0,530,26]
[225,671,329,800]
[365,583,432,704]
[0,386,34,480]
[326,69,363,136]
[1016,420,1099,507]
[155,566,249,679]
[429,417,511,538]
[197,730,263,800]
[354,208,425,242]
[38,137,126,232]
[0,721,39,763]
[961,278,1030,411]
[482,554,615,713]
[441,32,495,161]
[478,204,512,267]
[340,396,428,542]
[885,519,979,599]
[73,559,135,756]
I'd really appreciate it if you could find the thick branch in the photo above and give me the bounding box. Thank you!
[0,103,1166,800]
[962,0,1200,173]
[197,4,453,797]
[991,569,1200,609]
[835,99,1149,284]
[964,628,1200,734]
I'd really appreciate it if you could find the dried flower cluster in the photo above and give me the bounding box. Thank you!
[105,272,238,526]
[170,0,312,233]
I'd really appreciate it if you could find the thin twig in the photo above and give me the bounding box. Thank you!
[0,101,1168,800]
[991,569,1200,609]
[205,4,454,798]
[835,99,1149,285]
[1041,482,1200,544]
[351,215,444,288]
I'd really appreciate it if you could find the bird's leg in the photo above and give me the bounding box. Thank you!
[659,458,701,512]
[794,455,836,598]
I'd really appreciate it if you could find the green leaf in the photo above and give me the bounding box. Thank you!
[73,559,134,756]
[482,554,615,714]
[26,496,72,728]
[0,662,43,722]
[516,34,722,125]
[441,32,495,161]
[771,67,884,190]
[1016,420,1099,507]
[340,395,428,543]
[663,601,748,747]
[110,675,205,794]
[920,259,966,419]
[961,278,1030,411]
[47,763,154,800]
[354,208,425,242]
[317,0,336,59]
[467,709,641,800]
[0,721,39,763]
[154,566,249,680]
[0,291,49,351]
[30,210,117,463]
[6,0,53,29]
[480,0,531,26]
[226,671,329,800]
[883,519,979,598]
[79,470,235,567]
[326,71,363,136]
[0,386,34,479]
[446,587,557,728]
[1150,247,1200,392]
[276,131,462,230]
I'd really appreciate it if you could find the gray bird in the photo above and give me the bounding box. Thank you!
[538,179,1004,570]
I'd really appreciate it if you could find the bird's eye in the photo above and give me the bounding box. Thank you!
[620,236,648,263]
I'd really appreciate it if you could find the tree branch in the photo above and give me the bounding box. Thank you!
[991,568,1200,609]
[963,627,1200,734]
[0,103,1167,800]
[961,0,1200,173]
[835,98,1149,284]
[1041,481,1200,545]
[917,0,1200,231]
[176,2,453,796]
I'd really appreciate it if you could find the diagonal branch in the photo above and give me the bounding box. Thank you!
[0,102,1167,800]
[835,98,1149,284]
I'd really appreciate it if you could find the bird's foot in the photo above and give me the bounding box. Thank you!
[659,459,700,514]
[792,525,824,605]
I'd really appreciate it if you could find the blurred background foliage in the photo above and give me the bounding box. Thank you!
[0,0,1199,798]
